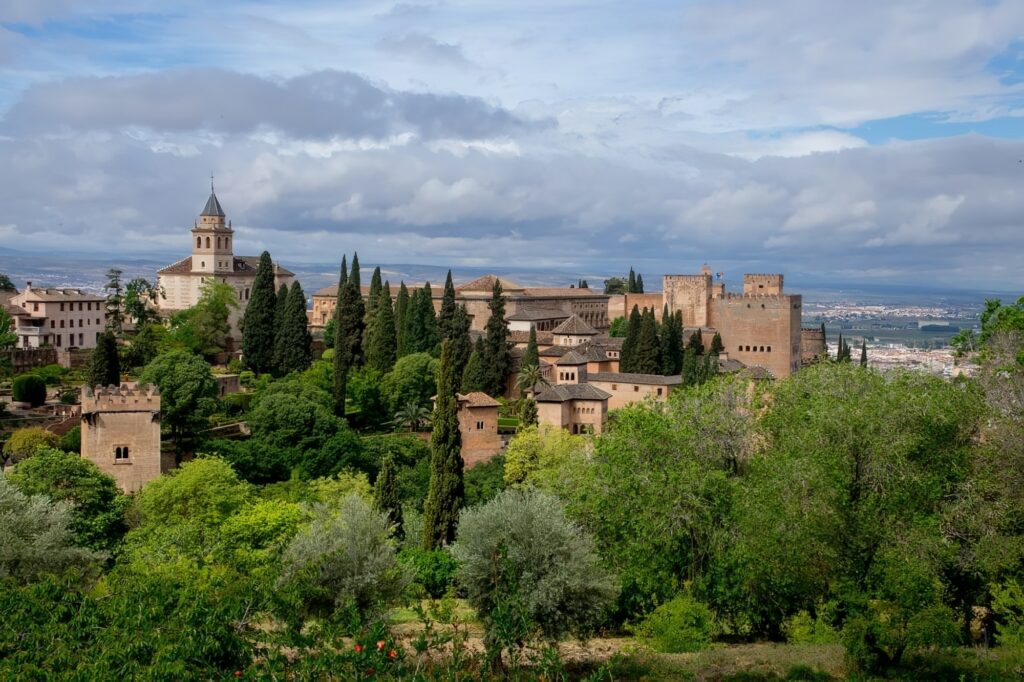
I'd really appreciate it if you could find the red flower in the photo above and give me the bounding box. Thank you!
[366,668,376,676]
[388,650,397,659]
[234,673,242,678]
[354,643,364,653]
[376,640,386,651]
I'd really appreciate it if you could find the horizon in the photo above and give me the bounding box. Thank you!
[2,2,1024,290]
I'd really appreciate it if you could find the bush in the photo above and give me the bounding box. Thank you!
[630,593,717,653]
[2,426,61,465]
[137,457,249,527]
[783,608,840,645]
[398,547,459,598]
[33,364,67,385]
[278,494,411,623]
[991,579,1024,647]
[59,389,77,405]
[12,374,47,406]
[452,489,617,652]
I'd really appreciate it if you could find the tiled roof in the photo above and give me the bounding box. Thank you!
[539,345,572,357]
[534,384,611,403]
[555,350,590,366]
[588,372,683,386]
[458,391,501,407]
[552,314,597,336]
[509,329,554,345]
[201,191,225,217]
[456,274,523,292]
[157,256,293,277]
[519,287,606,298]
[506,308,570,322]
[15,288,105,302]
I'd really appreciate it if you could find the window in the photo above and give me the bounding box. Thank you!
[612,384,617,390]
[60,303,64,311]
[59,319,64,328]
[56,334,61,347]
[205,237,211,248]
[115,446,129,461]
[50,320,54,329]
[657,388,663,396]
[767,346,772,352]
[78,333,83,346]
[476,420,484,430]
[33,302,38,312]
[201,261,205,268]
[96,318,100,325]
[197,236,202,248]
[217,236,222,249]
[634,385,639,392]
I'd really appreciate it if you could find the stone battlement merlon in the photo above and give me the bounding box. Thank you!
[81,384,161,411]
[719,293,801,303]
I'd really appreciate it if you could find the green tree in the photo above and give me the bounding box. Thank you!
[333,254,365,417]
[0,272,15,291]
[7,447,128,551]
[87,330,120,388]
[660,306,683,375]
[438,270,458,342]
[366,281,397,373]
[374,454,404,539]
[515,362,547,398]
[168,280,238,358]
[137,457,249,527]
[620,305,642,372]
[241,251,278,374]
[392,400,432,432]
[104,268,125,335]
[122,321,166,369]
[522,326,539,368]
[608,315,627,337]
[395,281,410,357]
[710,331,724,355]
[12,374,47,407]
[381,352,440,414]
[633,307,661,374]
[636,273,645,293]
[0,477,105,583]
[346,365,387,428]
[2,426,61,466]
[123,278,163,327]
[461,337,486,393]
[366,266,383,323]
[480,280,511,396]
[603,277,627,295]
[860,339,868,367]
[0,305,17,354]
[448,304,472,373]
[627,267,637,294]
[404,284,439,355]
[686,330,704,355]
[277,281,312,375]
[423,340,464,549]
[140,350,217,451]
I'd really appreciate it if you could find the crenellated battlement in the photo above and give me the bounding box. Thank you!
[81,383,161,412]
[720,293,798,303]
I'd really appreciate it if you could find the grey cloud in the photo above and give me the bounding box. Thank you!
[2,68,544,140]
[377,33,472,66]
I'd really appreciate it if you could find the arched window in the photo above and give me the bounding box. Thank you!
[205,237,210,248]
[217,236,222,249]
[197,237,201,248]
[123,446,129,459]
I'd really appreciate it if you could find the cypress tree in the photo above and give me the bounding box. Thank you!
[271,282,290,375]
[581,279,589,289]
[423,339,464,549]
[461,337,486,393]
[659,309,676,375]
[374,454,404,539]
[350,252,361,290]
[620,305,642,372]
[686,330,705,355]
[682,347,698,386]
[240,251,278,374]
[522,326,539,368]
[438,270,457,341]
[860,339,868,368]
[333,255,365,417]
[634,307,661,374]
[368,266,383,315]
[366,281,397,373]
[87,331,120,387]
[627,268,637,294]
[395,282,410,356]
[402,286,425,354]
[277,282,312,375]
[480,280,511,396]
[710,332,725,355]
[521,397,538,426]
[636,273,644,293]
[419,283,440,354]
[449,304,472,372]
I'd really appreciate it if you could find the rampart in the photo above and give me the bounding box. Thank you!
[81,384,163,493]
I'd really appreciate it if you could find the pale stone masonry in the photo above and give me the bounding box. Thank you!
[80,384,165,494]
[8,284,107,350]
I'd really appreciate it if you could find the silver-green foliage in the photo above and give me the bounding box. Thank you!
[279,494,410,620]
[0,475,105,582]
[452,488,617,643]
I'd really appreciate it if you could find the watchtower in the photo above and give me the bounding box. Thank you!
[80,384,163,493]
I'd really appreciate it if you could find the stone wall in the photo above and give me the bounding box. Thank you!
[2,347,57,374]
[607,293,664,321]
[586,378,676,410]
[663,274,712,327]
[80,384,164,494]
[800,327,827,365]
[710,294,802,378]
[457,403,503,468]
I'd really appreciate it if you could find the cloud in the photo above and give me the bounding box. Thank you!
[2,68,545,141]
[377,33,472,67]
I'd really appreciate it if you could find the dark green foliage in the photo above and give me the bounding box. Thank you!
[520,397,538,426]
[710,331,725,355]
[61,426,80,453]
[860,339,868,367]
[87,331,120,388]
[333,254,365,417]
[346,366,388,428]
[403,284,439,355]
[522,326,539,368]
[461,336,486,393]
[241,251,278,374]
[398,547,459,598]
[12,374,46,406]
[322,317,335,349]
[0,272,14,291]
[681,347,698,386]
[438,270,457,342]
[373,454,404,539]
[104,268,124,335]
[633,308,661,374]
[140,350,217,449]
[479,280,511,396]
[276,281,312,375]
[423,340,464,549]
[603,277,627,295]
[271,282,289,371]
[366,281,397,374]
[628,268,637,294]
[660,306,683,375]
[367,266,383,322]
[636,274,644,293]
[123,278,162,326]
[7,447,128,552]
[304,428,366,480]
[122,321,165,369]
[686,330,705,355]
[464,454,507,507]
[395,281,410,356]
[835,333,851,362]
[448,304,472,372]
[381,352,440,414]
[608,315,628,337]
[208,439,293,485]
[620,305,642,372]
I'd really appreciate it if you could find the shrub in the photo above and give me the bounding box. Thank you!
[278,494,411,623]
[33,364,67,385]
[398,547,459,598]
[991,579,1024,647]
[452,489,617,654]
[783,608,840,645]
[12,374,47,406]
[2,426,61,464]
[137,457,249,527]
[630,593,717,653]
[59,389,77,405]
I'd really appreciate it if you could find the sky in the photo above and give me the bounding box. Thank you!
[2,1,1024,290]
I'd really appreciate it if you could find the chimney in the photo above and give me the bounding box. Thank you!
[25,281,32,289]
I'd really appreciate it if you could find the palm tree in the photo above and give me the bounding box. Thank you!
[392,401,432,432]
[515,362,548,398]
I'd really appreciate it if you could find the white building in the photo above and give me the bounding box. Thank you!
[7,285,107,349]
[156,184,295,339]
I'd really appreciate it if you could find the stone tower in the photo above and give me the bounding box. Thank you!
[190,179,234,275]
[80,384,164,494]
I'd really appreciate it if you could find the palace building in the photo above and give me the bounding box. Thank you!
[156,183,295,339]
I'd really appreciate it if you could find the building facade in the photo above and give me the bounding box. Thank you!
[80,384,165,494]
[7,284,107,349]
[156,185,295,339]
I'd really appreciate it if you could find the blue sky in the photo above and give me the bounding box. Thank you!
[1,0,1024,289]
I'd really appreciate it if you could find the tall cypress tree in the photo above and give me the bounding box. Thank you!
[367,281,398,373]
[395,282,411,357]
[240,251,278,374]
[419,283,440,354]
[860,339,868,368]
[627,268,637,294]
[423,339,464,549]
[278,282,312,375]
[634,307,661,374]
[636,273,644,293]
[686,330,705,355]
[682,346,698,386]
[449,304,472,372]
[522,326,539,368]
[438,270,457,341]
[461,337,486,393]
[480,280,511,396]
[87,331,120,387]
[710,331,725,355]
[368,267,383,315]
[374,454,404,539]
[272,282,290,375]
[334,254,365,417]
[620,305,642,373]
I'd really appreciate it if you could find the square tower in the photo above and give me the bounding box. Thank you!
[743,274,783,296]
[190,183,235,275]
[80,384,164,494]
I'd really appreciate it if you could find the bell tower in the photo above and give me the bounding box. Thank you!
[191,177,234,275]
